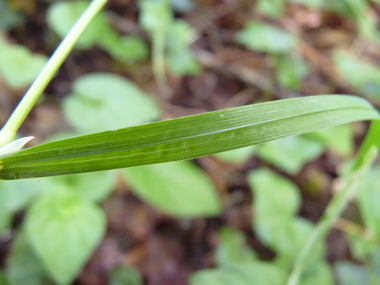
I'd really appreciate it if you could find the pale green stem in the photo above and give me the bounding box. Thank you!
[152,29,168,94]
[0,0,108,147]
[287,145,379,285]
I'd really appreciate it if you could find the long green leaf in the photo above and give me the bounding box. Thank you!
[0,95,378,179]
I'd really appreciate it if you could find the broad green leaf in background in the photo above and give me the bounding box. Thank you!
[48,1,146,62]
[350,0,380,44]
[124,160,221,217]
[0,0,23,31]
[323,0,354,16]
[109,266,143,285]
[45,170,117,202]
[0,43,48,89]
[6,230,53,285]
[189,262,287,285]
[236,21,297,54]
[0,208,12,236]
[300,262,334,285]
[334,261,370,285]
[0,179,51,234]
[47,1,109,49]
[304,125,353,157]
[341,0,368,19]
[0,271,9,285]
[357,166,380,238]
[213,145,256,163]
[289,0,324,9]
[272,218,324,269]
[26,189,106,285]
[215,227,257,266]
[166,20,201,76]
[249,168,300,220]
[167,47,201,76]
[368,247,380,283]
[0,95,378,179]
[248,169,324,269]
[256,136,324,174]
[358,15,380,45]
[347,234,378,261]
[360,247,380,284]
[166,20,198,48]
[99,35,149,62]
[275,55,309,91]
[139,0,172,33]
[256,0,286,18]
[63,73,161,133]
[333,51,380,101]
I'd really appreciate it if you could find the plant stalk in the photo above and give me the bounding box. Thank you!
[152,29,169,95]
[0,0,108,147]
[287,142,379,285]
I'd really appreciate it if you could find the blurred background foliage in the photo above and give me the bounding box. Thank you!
[1,0,380,284]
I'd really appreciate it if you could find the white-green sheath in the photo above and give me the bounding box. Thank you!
[0,136,34,159]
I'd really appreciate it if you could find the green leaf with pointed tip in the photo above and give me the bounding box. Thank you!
[124,161,221,217]
[236,21,297,54]
[25,189,106,285]
[0,95,378,180]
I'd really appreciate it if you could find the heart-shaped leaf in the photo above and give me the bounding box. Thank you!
[25,189,105,285]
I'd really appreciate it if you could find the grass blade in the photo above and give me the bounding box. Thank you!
[0,95,378,179]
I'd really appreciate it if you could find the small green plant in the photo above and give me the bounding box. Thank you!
[47,0,148,63]
[236,21,308,91]
[0,0,380,284]
[139,0,201,92]
[0,36,48,89]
